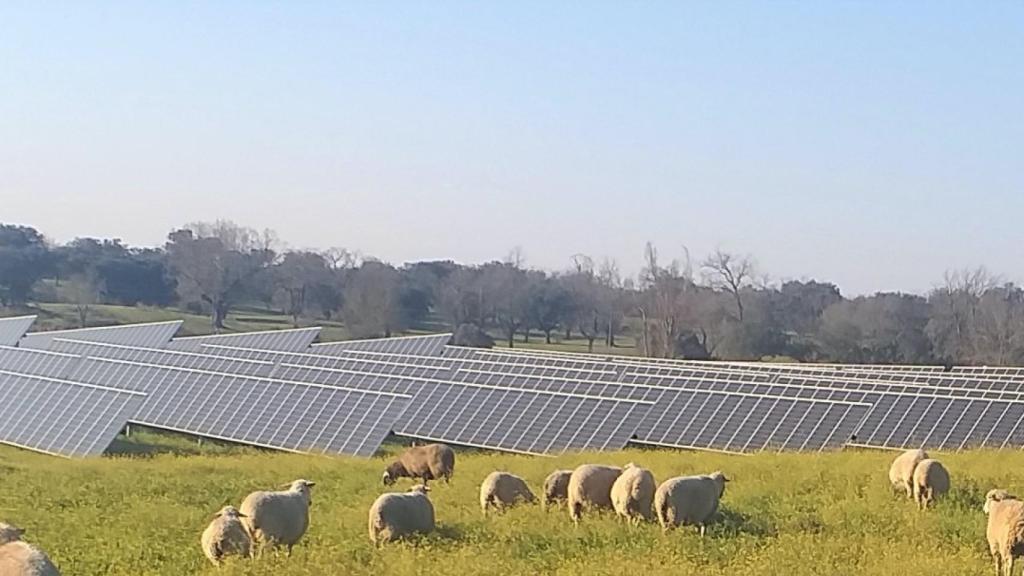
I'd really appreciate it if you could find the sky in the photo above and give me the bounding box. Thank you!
[1,2,1021,296]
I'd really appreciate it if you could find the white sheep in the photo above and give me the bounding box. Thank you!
[567,464,622,525]
[0,523,60,576]
[984,489,1024,576]
[654,471,729,536]
[479,472,536,515]
[611,463,656,523]
[888,449,928,499]
[368,485,435,546]
[200,505,251,565]
[542,470,572,511]
[912,459,950,510]
[240,479,315,556]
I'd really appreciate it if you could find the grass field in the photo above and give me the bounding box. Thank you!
[0,433,1013,575]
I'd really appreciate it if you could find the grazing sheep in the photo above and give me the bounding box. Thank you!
[0,523,60,576]
[889,449,929,499]
[240,479,315,556]
[654,471,729,536]
[985,489,1024,576]
[368,485,435,546]
[611,463,656,523]
[567,464,622,525]
[200,506,251,565]
[383,444,456,486]
[480,472,536,515]
[912,459,950,510]
[542,470,572,511]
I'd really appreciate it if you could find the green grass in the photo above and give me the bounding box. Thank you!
[0,435,1013,575]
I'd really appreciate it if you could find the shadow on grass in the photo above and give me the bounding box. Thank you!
[105,437,202,458]
[713,506,778,538]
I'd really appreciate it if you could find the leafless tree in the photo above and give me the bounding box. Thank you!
[342,261,402,338]
[702,249,755,322]
[64,272,103,328]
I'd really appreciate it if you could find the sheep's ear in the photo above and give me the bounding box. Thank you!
[237,512,247,518]
[305,481,316,488]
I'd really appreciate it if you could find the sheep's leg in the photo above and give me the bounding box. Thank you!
[1005,554,1012,576]
[286,543,293,557]
[992,554,1000,576]
[699,524,706,538]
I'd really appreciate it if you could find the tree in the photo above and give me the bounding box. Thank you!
[639,243,697,358]
[64,272,104,328]
[701,249,755,322]
[342,261,402,338]
[273,251,335,326]
[926,267,996,364]
[527,276,573,344]
[0,224,51,306]
[818,293,932,364]
[480,262,529,348]
[165,221,277,329]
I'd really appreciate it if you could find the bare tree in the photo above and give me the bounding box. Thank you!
[342,261,402,338]
[166,221,278,329]
[926,267,997,363]
[702,249,755,322]
[64,272,103,328]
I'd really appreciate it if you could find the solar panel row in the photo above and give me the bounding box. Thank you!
[0,369,146,458]
[311,333,452,357]
[164,327,322,353]
[0,315,36,346]
[18,321,184,350]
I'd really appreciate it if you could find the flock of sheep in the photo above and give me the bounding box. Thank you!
[5,445,1024,574]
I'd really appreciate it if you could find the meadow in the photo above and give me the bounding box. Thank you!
[0,432,1016,576]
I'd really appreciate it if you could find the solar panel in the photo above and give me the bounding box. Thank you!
[164,327,321,353]
[198,344,455,381]
[622,369,1024,451]
[396,378,654,455]
[0,346,82,378]
[50,339,277,378]
[18,321,183,350]
[0,369,146,458]
[0,315,36,346]
[312,333,452,357]
[66,357,411,456]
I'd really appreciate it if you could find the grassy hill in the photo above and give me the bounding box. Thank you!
[0,435,1010,575]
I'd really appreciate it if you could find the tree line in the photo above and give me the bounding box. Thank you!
[1,221,1021,366]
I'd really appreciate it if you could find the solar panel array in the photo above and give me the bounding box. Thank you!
[0,315,37,346]
[18,321,183,350]
[0,369,146,457]
[165,327,321,353]
[10,320,1024,459]
[311,333,452,357]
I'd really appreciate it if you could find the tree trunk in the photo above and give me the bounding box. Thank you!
[507,330,515,348]
[523,327,530,343]
[565,327,571,340]
[545,330,552,344]
[587,336,595,353]
[212,302,229,331]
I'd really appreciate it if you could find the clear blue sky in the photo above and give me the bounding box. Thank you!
[2,1,1021,295]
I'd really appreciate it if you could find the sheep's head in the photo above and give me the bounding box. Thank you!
[383,462,405,486]
[214,506,246,520]
[285,479,316,504]
[0,523,24,545]
[709,471,730,497]
[984,489,1017,514]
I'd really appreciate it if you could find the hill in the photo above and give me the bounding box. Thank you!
[0,433,1008,575]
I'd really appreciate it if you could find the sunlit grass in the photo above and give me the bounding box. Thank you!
[0,436,1013,575]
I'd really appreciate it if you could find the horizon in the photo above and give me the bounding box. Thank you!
[3,2,1022,296]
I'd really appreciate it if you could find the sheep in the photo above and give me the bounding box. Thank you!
[984,489,1024,576]
[240,479,315,556]
[654,471,729,536]
[200,505,251,565]
[0,523,60,576]
[479,472,536,515]
[542,470,572,511]
[888,449,929,499]
[567,464,623,525]
[912,459,950,510]
[611,463,656,523]
[368,485,435,546]
[383,443,456,486]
